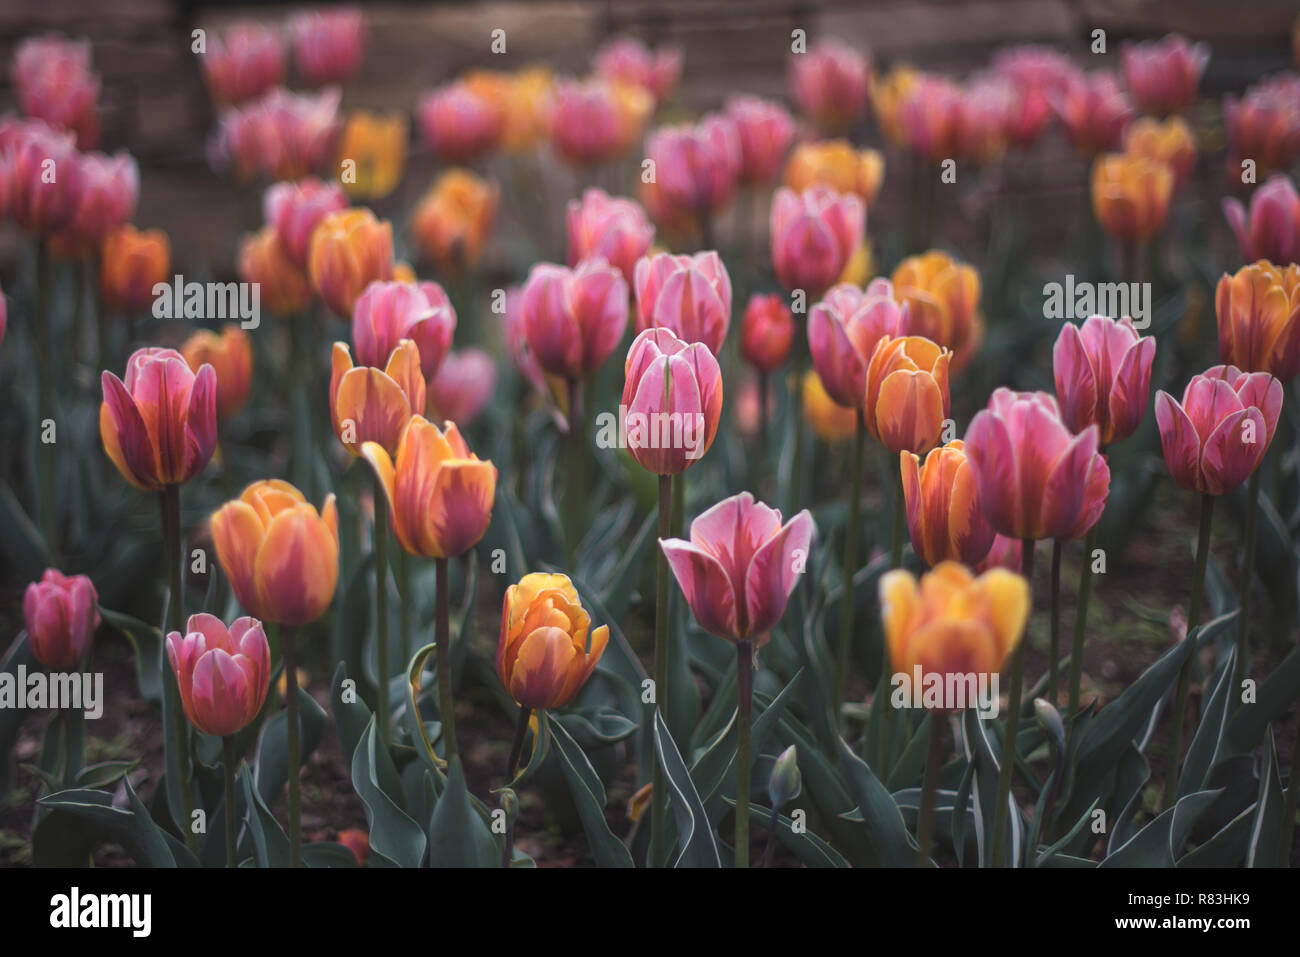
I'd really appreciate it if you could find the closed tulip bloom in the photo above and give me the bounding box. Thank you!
[237,226,312,317]
[210,480,339,626]
[352,279,455,382]
[645,116,742,222]
[1215,262,1300,382]
[337,110,407,201]
[410,169,498,275]
[901,440,996,568]
[871,64,920,148]
[1222,175,1300,264]
[566,188,654,283]
[289,8,365,87]
[521,258,628,380]
[1054,71,1134,157]
[802,369,858,442]
[864,335,952,455]
[992,45,1079,101]
[661,492,814,644]
[965,388,1111,541]
[100,347,217,490]
[201,22,285,106]
[7,121,82,234]
[308,207,394,318]
[740,293,795,372]
[789,39,870,134]
[210,87,341,182]
[891,251,981,368]
[1155,365,1282,496]
[1121,34,1208,116]
[1124,116,1197,188]
[426,348,496,425]
[12,35,100,149]
[55,150,138,256]
[496,573,609,710]
[551,78,650,166]
[880,563,1029,692]
[264,176,348,268]
[896,74,966,163]
[1053,315,1156,445]
[100,224,169,314]
[770,186,864,299]
[23,568,99,670]
[1223,76,1300,178]
[621,327,723,474]
[808,279,909,408]
[634,250,732,354]
[360,416,497,559]
[784,140,884,208]
[417,81,502,163]
[181,325,254,421]
[489,67,554,153]
[166,614,270,737]
[1091,153,1174,244]
[725,96,795,186]
[594,36,682,104]
[330,339,426,457]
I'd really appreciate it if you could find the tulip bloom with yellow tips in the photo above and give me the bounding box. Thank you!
[329,339,426,457]
[337,109,408,201]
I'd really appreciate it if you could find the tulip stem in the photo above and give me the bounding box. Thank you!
[283,626,302,868]
[564,377,587,569]
[736,639,754,869]
[889,453,905,569]
[834,411,865,719]
[789,339,807,514]
[651,473,672,869]
[397,547,411,674]
[1164,494,1214,810]
[758,371,770,470]
[991,537,1035,867]
[435,556,458,765]
[222,735,237,868]
[506,706,532,782]
[915,714,946,867]
[1068,526,1098,724]
[1049,539,1062,704]
[35,238,56,556]
[1278,704,1300,866]
[159,485,195,851]
[373,475,391,747]
[1233,469,1260,711]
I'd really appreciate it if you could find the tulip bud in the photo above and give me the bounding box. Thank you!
[181,325,254,421]
[1091,152,1174,244]
[23,569,99,670]
[740,293,794,372]
[336,827,369,867]
[426,349,496,426]
[784,140,883,207]
[209,87,341,182]
[1222,177,1300,268]
[352,279,456,382]
[289,8,365,88]
[410,169,498,276]
[417,80,502,163]
[788,39,871,135]
[12,36,100,150]
[166,613,270,737]
[768,744,801,810]
[726,96,796,186]
[337,110,407,201]
[864,335,951,456]
[264,177,348,268]
[621,328,723,475]
[1124,116,1197,188]
[237,226,312,317]
[891,251,981,370]
[1053,315,1156,445]
[99,225,170,314]
[802,369,857,442]
[770,186,863,300]
[551,78,650,166]
[54,150,138,257]
[201,22,285,106]
[330,340,425,457]
[808,279,909,407]
[644,116,742,224]
[594,36,681,104]
[1054,71,1133,158]
[308,207,394,318]
[1223,75,1300,179]
[566,188,654,283]
[1033,697,1066,750]
[901,440,996,568]
[521,258,629,380]
[634,251,732,354]
[1120,34,1208,116]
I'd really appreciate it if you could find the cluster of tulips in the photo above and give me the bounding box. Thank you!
[5,7,1300,870]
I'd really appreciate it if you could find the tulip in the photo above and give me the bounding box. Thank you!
[644,117,742,227]
[740,293,795,372]
[871,65,920,148]
[410,169,498,275]
[352,279,456,382]
[566,188,654,283]
[633,251,731,355]
[426,348,496,425]
[201,22,285,106]
[6,121,82,235]
[337,110,407,201]
[1124,116,1197,188]
[900,440,996,568]
[289,8,365,87]
[52,150,138,256]
[165,613,270,737]
[863,336,951,457]
[1121,34,1208,116]
[1215,261,1300,384]
[521,258,628,381]
[784,140,883,208]
[1054,71,1133,157]
[237,226,312,317]
[330,339,426,457]
[23,568,99,670]
[1091,152,1174,245]
[726,96,796,186]
[801,369,857,441]
[789,39,870,134]
[770,186,864,299]
[486,67,554,152]
[1053,315,1157,446]
[992,45,1078,100]
[1223,75,1300,178]
[417,81,503,163]
[593,36,681,104]
[550,78,650,166]
[891,251,981,369]
[621,327,723,475]
[12,35,100,149]
[264,176,348,268]
[337,829,369,867]
[965,388,1111,542]
[308,207,394,318]
[99,225,169,315]
[100,347,216,490]
[808,279,909,408]
[957,76,1015,163]
[181,325,254,421]
[1222,175,1300,265]
[503,285,550,399]
[210,86,341,183]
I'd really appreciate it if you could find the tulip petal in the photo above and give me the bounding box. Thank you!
[744,509,814,640]
[1201,407,1266,496]
[1154,391,1203,493]
[660,538,739,639]
[210,500,267,618]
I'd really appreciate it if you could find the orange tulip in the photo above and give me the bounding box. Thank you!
[1123,116,1197,188]
[496,572,608,711]
[337,110,407,201]
[872,64,919,148]
[410,169,498,276]
[900,440,995,568]
[1091,152,1173,244]
[891,251,981,369]
[801,369,857,442]
[360,415,496,559]
[181,325,253,420]
[863,335,951,455]
[1215,260,1300,383]
[330,340,425,457]
[210,479,339,627]
[100,225,169,314]
[307,207,394,318]
[237,226,312,318]
[784,140,884,208]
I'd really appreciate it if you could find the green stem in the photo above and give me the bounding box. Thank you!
[1232,469,1260,710]
[435,556,458,764]
[373,475,390,747]
[889,451,905,569]
[651,473,672,868]
[1279,704,1300,866]
[758,370,770,470]
[991,537,1035,867]
[915,714,945,867]
[283,627,302,867]
[671,466,685,538]
[1164,494,1215,810]
[397,547,411,673]
[735,639,753,869]
[1067,526,1098,722]
[35,239,56,555]
[160,485,195,850]
[789,338,807,514]
[564,376,586,569]
[222,735,237,868]
[506,706,531,782]
[834,412,865,717]
[1049,539,1062,703]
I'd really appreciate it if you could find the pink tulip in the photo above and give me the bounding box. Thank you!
[1155,365,1282,496]
[54,150,138,255]
[23,568,99,670]
[634,250,732,355]
[210,87,341,182]
[5,120,82,235]
[289,8,365,88]
[645,116,742,222]
[550,80,628,166]
[1053,71,1134,157]
[426,348,496,425]
[808,279,910,408]
[416,82,502,163]
[725,96,795,185]
[503,285,549,398]
[1121,34,1209,116]
[264,176,348,268]
[166,613,270,737]
[1053,315,1156,446]
[992,45,1079,101]
[661,492,814,643]
[898,74,965,163]
[593,36,682,103]
[201,21,285,106]
[621,328,723,475]
[740,293,795,372]
[352,279,456,381]
[12,34,100,149]
[521,258,629,381]
[977,534,1024,573]
[770,186,863,299]
[988,71,1053,150]
[789,39,871,134]
[1223,75,1300,179]
[965,388,1111,541]
[566,188,654,283]
[1223,175,1300,265]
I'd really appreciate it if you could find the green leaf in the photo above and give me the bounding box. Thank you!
[427,756,499,868]
[835,737,916,867]
[1245,726,1283,868]
[302,841,359,868]
[349,717,427,868]
[724,799,849,867]
[404,642,448,773]
[256,685,327,809]
[99,607,163,704]
[1177,647,1235,801]
[550,711,635,868]
[1227,647,1300,754]
[1099,789,1221,867]
[653,710,721,868]
[240,760,287,867]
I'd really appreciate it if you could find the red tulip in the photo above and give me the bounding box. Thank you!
[1053,315,1156,446]
[1121,34,1208,116]
[965,388,1111,541]
[352,279,456,382]
[289,8,365,88]
[808,279,909,408]
[12,34,100,149]
[426,348,496,426]
[1222,175,1300,264]
[566,188,654,283]
[740,293,795,372]
[645,116,742,222]
[770,186,863,299]
[621,328,723,475]
[6,120,82,235]
[416,81,502,163]
[660,491,814,643]
[789,39,870,134]
[633,250,731,355]
[264,176,348,268]
[166,614,270,737]
[1155,365,1282,496]
[593,36,681,103]
[726,96,796,186]
[1053,71,1133,157]
[520,258,629,380]
[23,568,99,670]
[201,21,285,106]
